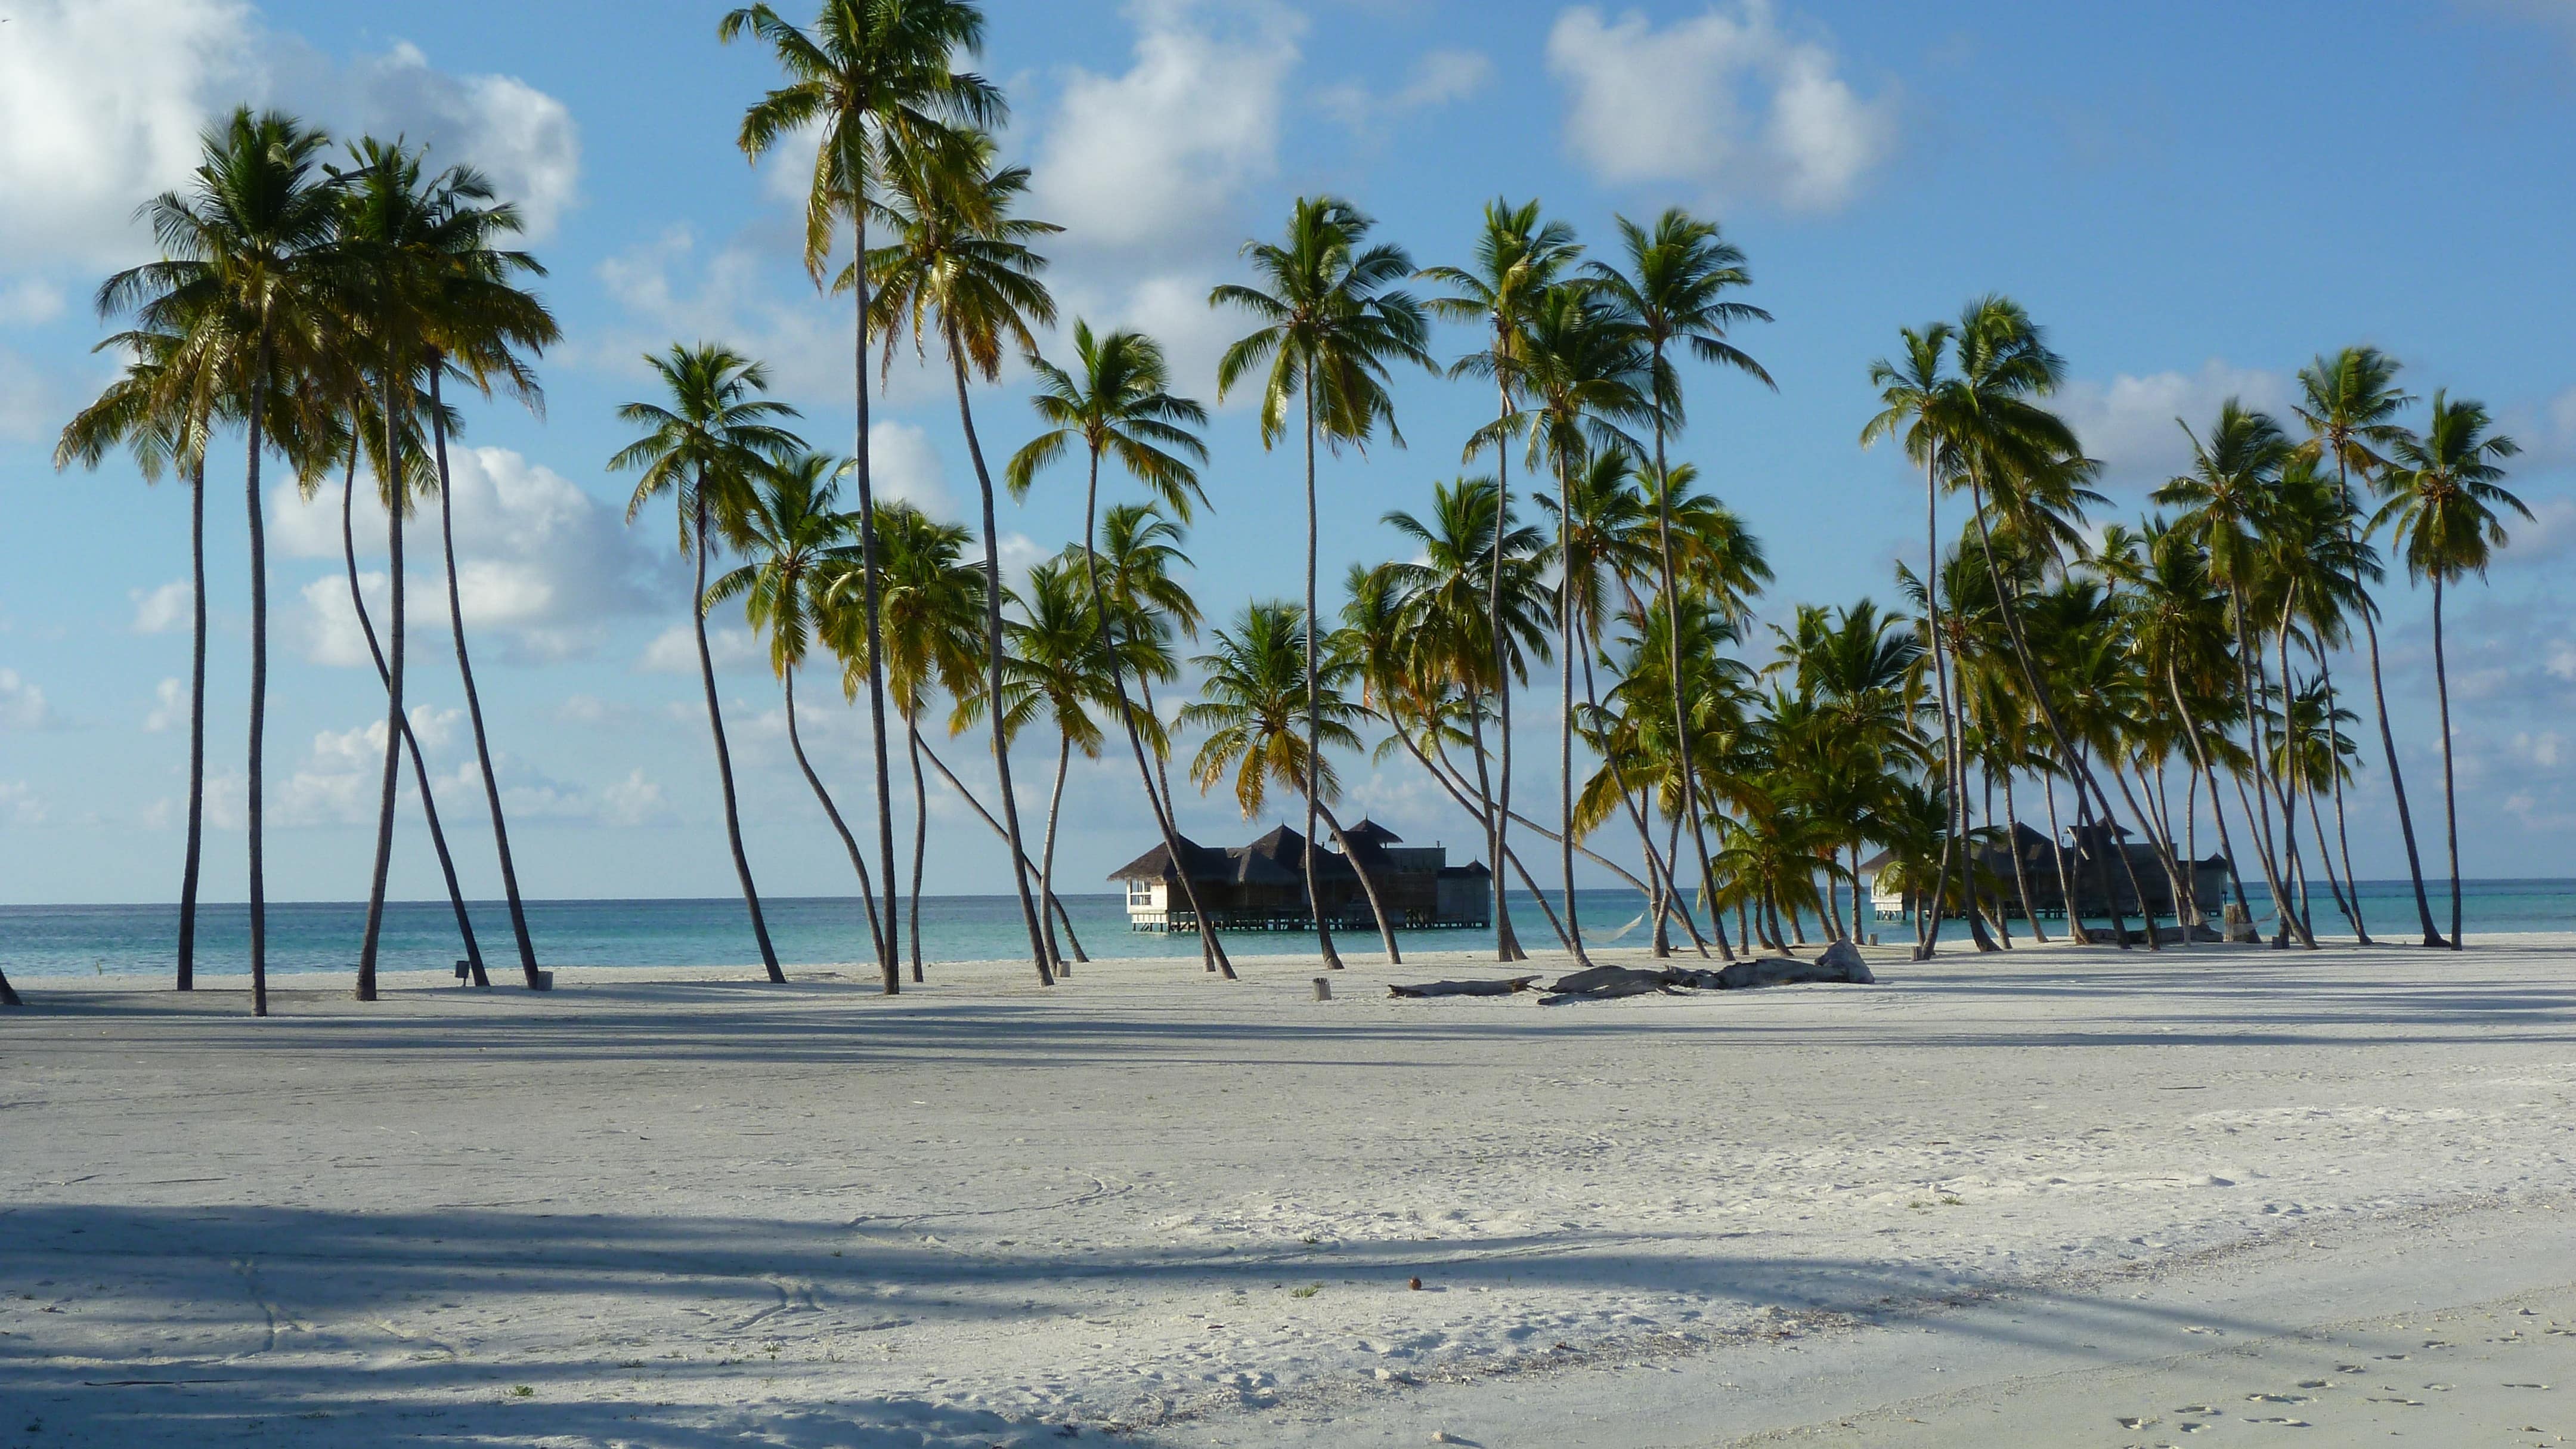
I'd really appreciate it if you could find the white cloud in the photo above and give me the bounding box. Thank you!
[130,580,192,634]
[578,225,869,403]
[0,668,55,730]
[642,624,763,675]
[0,280,67,326]
[0,781,47,828]
[0,345,59,441]
[1546,1,1894,212]
[0,2,578,274]
[1027,0,1303,251]
[277,445,667,665]
[599,769,672,828]
[2513,730,2567,770]
[2507,496,2576,566]
[869,420,955,519]
[1320,48,1493,134]
[2055,360,2296,492]
[145,677,186,733]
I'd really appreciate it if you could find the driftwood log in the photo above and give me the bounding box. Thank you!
[1535,940,1876,1005]
[1388,976,1542,998]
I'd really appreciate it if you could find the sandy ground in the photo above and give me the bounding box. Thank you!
[2,934,2572,1447]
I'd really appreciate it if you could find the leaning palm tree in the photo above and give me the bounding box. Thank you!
[1423,199,1582,963]
[2296,346,2439,946]
[868,129,1057,984]
[866,500,986,981]
[411,158,561,989]
[57,323,219,990]
[1212,195,1431,967]
[723,0,1005,993]
[1587,208,1769,958]
[1005,323,1258,967]
[2375,393,2527,950]
[1003,558,1120,973]
[708,450,889,974]
[101,108,343,1016]
[611,344,806,983]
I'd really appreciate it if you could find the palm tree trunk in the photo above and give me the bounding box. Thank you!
[912,736,1098,962]
[244,321,273,1018]
[2042,772,2080,937]
[1554,463,1591,967]
[906,713,927,984]
[693,490,783,982]
[2433,574,2462,949]
[2228,591,2311,946]
[356,384,406,1005]
[782,665,884,964]
[428,368,541,987]
[1138,673,1236,977]
[1039,733,1073,974]
[1491,374,1517,964]
[849,224,904,994]
[2306,784,2355,934]
[178,456,208,991]
[2001,771,2048,943]
[0,959,18,1005]
[1918,451,1963,961]
[1982,765,2012,945]
[1418,726,1576,950]
[1458,688,1527,959]
[947,333,1052,984]
[342,445,486,987]
[1301,390,1343,970]
[1649,401,1727,970]
[1580,645,1709,956]
[2337,467,2439,945]
[1312,800,1403,959]
[1073,450,1247,973]
[2169,667,2254,921]
[2273,595,2317,943]
[2314,646,2370,943]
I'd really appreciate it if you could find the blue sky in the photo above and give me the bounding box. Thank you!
[2,0,2573,905]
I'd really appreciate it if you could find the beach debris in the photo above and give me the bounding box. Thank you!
[1388,976,1541,998]
[1408,1277,1423,1291]
[1534,942,1875,1004]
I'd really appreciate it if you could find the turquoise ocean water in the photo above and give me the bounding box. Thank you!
[4,879,2572,980]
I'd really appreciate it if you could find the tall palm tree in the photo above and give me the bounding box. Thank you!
[2296,347,2439,946]
[2375,393,2527,950]
[1003,558,1120,973]
[2157,400,2314,946]
[57,324,218,990]
[724,0,1005,993]
[1587,209,1769,959]
[103,108,343,1016]
[1423,199,1582,963]
[611,344,806,983]
[1212,195,1431,967]
[411,159,561,990]
[1006,323,1259,967]
[708,450,888,973]
[867,130,1057,985]
[1475,286,1651,964]
[867,501,986,981]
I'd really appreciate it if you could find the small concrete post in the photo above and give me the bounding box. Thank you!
[1312,977,1332,1001]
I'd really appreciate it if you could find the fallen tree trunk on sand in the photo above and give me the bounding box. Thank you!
[1536,941,1877,1005]
[1388,976,1543,999]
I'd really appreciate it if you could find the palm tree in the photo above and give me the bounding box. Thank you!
[1003,559,1120,973]
[1212,196,1431,967]
[708,450,889,974]
[411,158,561,990]
[2375,393,2527,950]
[2157,400,2314,946]
[868,128,1058,985]
[611,344,806,983]
[1587,209,1769,959]
[1423,199,1581,964]
[867,501,986,981]
[1006,324,1264,967]
[1475,285,1652,964]
[57,324,218,990]
[724,0,1005,993]
[2296,347,2439,946]
[102,108,343,1016]
[1183,602,1383,937]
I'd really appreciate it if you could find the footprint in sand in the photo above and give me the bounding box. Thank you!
[2295,1379,2330,1388]
[2115,1416,2158,1429]
[2173,1405,2218,1415]
[2246,1393,2312,1404]
[2366,1396,2426,1407]
[2244,1417,2311,1426]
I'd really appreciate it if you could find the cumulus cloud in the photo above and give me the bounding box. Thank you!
[0,780,47,828]
[1027,0,1303,252]
[0,280,67,327]
[576,225,871,402]
[0,668,55,730]
[869,420,956,519]
[130,580,192,634]
[145,677,186,733]
[1546,1,1894,213]
[0,3,578,277]
[275,445,666,665]
[599,769,673,828]
[2054,360,2296,493]
[641,624,763,675]
[1320,47,1493,134]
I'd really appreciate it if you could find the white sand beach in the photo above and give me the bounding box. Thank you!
[5,937,2575,1447]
